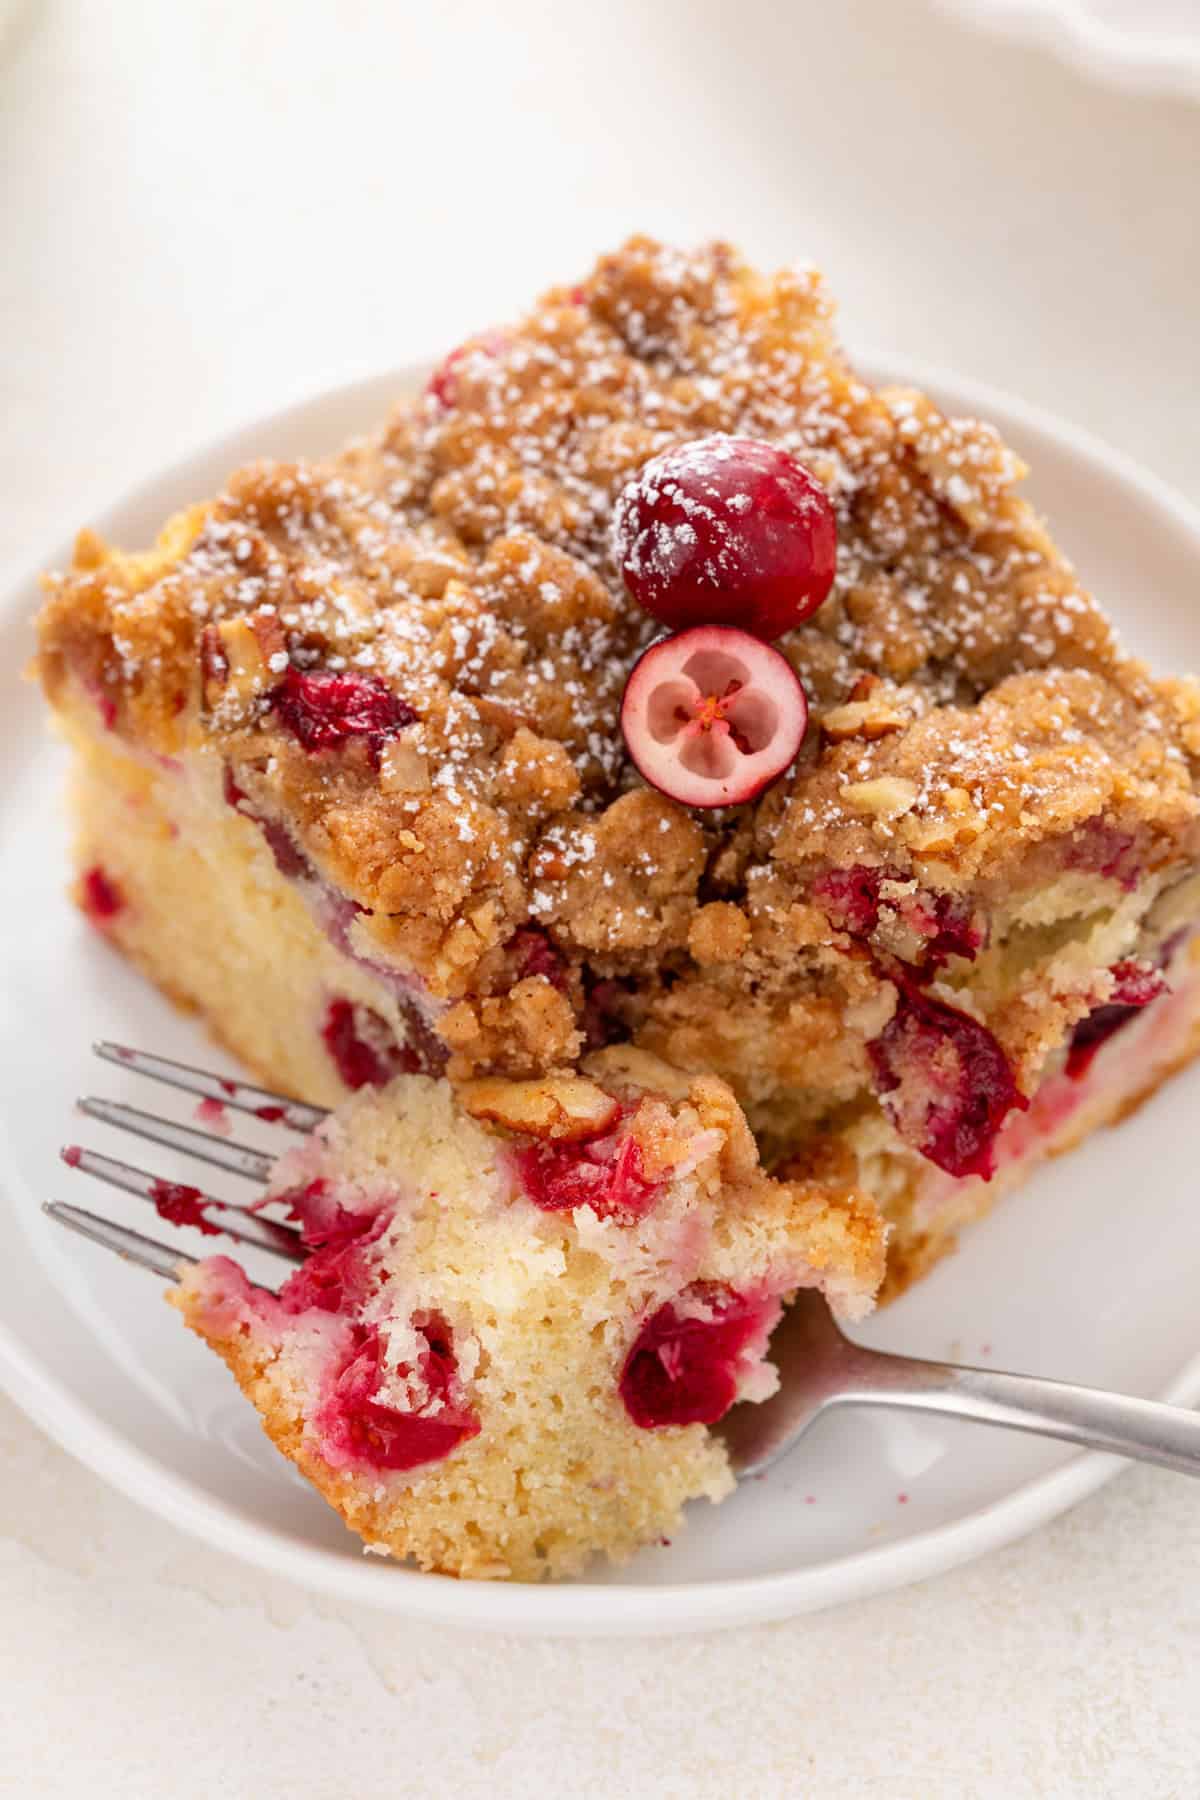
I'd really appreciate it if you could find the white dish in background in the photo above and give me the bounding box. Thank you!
[3,359,1200,1636]
[938,0,1200,99]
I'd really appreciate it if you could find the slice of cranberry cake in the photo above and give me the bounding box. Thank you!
[37,235,1200,1294]
[171,1050,883,1579]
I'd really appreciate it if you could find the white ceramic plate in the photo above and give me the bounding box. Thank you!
[938,0,1200,99]
[3,358,1200,1637]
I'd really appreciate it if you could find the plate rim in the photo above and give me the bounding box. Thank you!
[935,0,1200,101]
[5,352,1200,1635]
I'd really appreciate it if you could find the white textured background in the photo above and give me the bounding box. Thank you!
[3,2,1200,1793]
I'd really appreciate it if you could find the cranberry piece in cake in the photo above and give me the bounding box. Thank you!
[80,865,123,924]
[621,624,808,807]
[426,330,509,410]
[316,1320,480,1474]
[515,1118,662,1222]
[868,980,1026,1180]
[812,866,984,975]
[321,998,419,1090]
[612,435,837,639]
[1066,960,1169,1079]
[270,666,415,764]
[620,1286,783,1429]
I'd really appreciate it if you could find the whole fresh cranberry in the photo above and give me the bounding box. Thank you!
[612,435,837,640]
[620,623,808,808]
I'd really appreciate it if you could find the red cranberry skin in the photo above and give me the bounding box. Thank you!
[278,1203,389,1318]
[223,766,312,880]
[868,979,1026,1180]
[149,1180,220,1236]
[322,999,419,1091]
[620,1287,782,1429]
[81,865,123,923]
[515,1126,661,1223]
[316,1320,479,1474]
[507,926,567,990]
[270,667,416,765]
[620,623,809,809]
[1066,960,1167,1079]
[612,436,837,640]
[812,866,984,974]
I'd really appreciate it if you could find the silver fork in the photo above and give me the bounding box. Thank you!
[719,1289,1200,1479]
[45,1041,328,1279]
[47,1044,1200,1482]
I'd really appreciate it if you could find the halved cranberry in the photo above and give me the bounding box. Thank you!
[270,667,416,765]
[516,1123,661,1223]
[316,1320,479,1472]
[322,998,420,1090]
[619,1286,783,1429]
[81,865,124,923]
[1066,959,1167,1079]
[621,624,808,809]
[612,436,837,640]
[868,980,1025,1179]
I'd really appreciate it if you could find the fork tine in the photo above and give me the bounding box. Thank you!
[43,1201,198,1280]
[93,1042,327,1132]
[77,1098,274,1183]
[61,1145,305,1263]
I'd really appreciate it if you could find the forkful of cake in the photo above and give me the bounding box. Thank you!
[45,1041,1200,1586]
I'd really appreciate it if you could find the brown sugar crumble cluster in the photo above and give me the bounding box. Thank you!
[38,236,1200,1317]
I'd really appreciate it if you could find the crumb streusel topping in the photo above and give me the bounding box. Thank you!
[37,237,1200,1116]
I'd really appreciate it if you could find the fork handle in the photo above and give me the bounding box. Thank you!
[831,1352,1200,1477]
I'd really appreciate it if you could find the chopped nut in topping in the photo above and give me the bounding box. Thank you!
[821,697,907,744]
[379,734,431,794]
[839,777,919,819]
[460,1075,620,1141]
